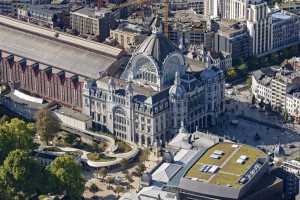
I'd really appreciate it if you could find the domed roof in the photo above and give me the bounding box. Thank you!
[274,144,285,157]
[136,30,178,66]
[169,72,186,99]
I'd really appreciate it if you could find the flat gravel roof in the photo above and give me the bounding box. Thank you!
[0,23,118,79]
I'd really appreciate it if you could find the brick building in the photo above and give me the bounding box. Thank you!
[0,16,123,111]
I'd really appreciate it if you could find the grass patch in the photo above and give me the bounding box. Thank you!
[115,140,132,154]
[209,172,240,188]
[185,143,236,180]
[66,151,83,157]
[197,143,236,166]
[185,168,212,181]
[87,153,116,162]
[221,145,265,175]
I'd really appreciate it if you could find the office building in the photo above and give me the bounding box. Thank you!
[17,4,70,29]
[0,0,31,16]
[70,7,111,41]
[271,10,300,51]
[214,21,250,60]
[246,1,272,56]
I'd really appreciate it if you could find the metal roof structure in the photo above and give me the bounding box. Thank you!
[136,32,179,66]
[152,163,182,183]
[0,15,124,79]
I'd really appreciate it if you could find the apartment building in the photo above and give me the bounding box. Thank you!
[252,60,300,119]
[110,22,147,51]
[70,7,111,41]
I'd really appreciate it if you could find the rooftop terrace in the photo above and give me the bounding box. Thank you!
[184,143,266,189]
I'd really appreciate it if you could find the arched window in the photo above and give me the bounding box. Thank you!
[132,55,159,84]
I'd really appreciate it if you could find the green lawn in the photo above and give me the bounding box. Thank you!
[221,145,265,175]
[185,163,212,181]
[196,143,236,166]
[185,143,235,180]
[209,172,241,188]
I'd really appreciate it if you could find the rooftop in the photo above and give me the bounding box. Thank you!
[0,16,123,79]
[71,7,111,18]
[54,106,92,122]
[272,10,293,21]
[184,143,266,189]
[218,21,246,37]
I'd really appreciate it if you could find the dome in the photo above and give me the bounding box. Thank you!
[169,72,186,99]
[274,144,285,157]
[136,31,178,66]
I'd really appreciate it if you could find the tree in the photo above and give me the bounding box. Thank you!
[125,172,134,183]
[106,177,114,189]
[283,111,289,123]
[237,63,248,75]
[139,148,150,164]
[226,67,237,80]
[0,150,44,198]
[47,155,85,200]
[0,118,34,163]
[89,183,98,193]
[246,76,252,89]
[97,167,108,181]
[114,185,124,198]
[36,108,60,145]
[136,163,146,176]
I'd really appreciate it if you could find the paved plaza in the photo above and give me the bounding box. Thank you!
[211,86,300,157]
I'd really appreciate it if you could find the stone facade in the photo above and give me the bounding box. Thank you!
[82,18,225,147]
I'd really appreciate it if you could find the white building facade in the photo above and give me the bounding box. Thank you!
[252,64,300,120]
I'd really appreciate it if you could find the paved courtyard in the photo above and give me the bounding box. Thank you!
[82,151,161,200]
[210,86,300,157]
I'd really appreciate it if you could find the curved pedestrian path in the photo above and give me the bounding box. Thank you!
[39,127,139,168]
